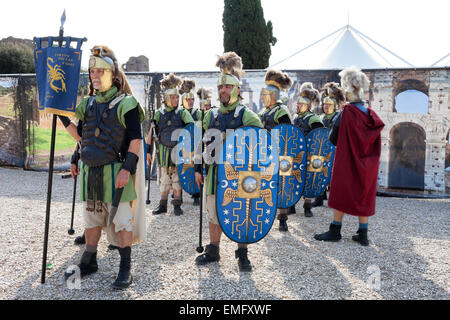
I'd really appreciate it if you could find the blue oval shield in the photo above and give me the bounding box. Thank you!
[272,124,307,208]
[176,123,201,195]
[302,127,336,198]
[216,126,279,244]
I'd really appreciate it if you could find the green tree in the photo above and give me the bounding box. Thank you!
[0,44,35,74]
[222,0,277,69]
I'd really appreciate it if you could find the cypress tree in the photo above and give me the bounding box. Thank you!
[222,0,277,69]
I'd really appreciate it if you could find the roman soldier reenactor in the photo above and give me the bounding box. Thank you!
[180,78,201,206]
[150,73,194,216]
[197,87,215,111]
[314,67,385,246]
[312,82,346,208]
[292,82,324,217]
[259,69,293,231]
[194,52,264,272]
[58,46,146,289]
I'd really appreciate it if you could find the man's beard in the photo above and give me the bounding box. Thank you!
[220,94,230,106]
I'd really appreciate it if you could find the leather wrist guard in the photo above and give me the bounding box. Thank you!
[121,152,139,175]
[58,115,72,128]
[71,150,80,165]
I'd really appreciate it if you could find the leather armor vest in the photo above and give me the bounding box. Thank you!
[293,114,314,136]
[81,96,127,167]
[322,112,340,129]
[209,105,246,132]
[190,108,200,121]
[158,108,184,147]
[260,105,280,131]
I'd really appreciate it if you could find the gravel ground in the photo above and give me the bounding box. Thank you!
[0,167,449,300]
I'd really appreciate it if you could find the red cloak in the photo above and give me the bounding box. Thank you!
[328,104,385,217]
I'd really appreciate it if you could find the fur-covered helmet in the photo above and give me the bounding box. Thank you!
[216,52,245,86]
[339,67,370,102]
[216,52,245,105]
[298,82,320,106]
[160,73,182,93]
[320,82,346,114]
[197,87,213,110]
[160,73,182,108]
[179,78,196,109]
[88,45,132,95]
[262,69,292,107]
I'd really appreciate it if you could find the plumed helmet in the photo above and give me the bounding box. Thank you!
[89,45,133,95]
[339,67,370,102]
[298,82,320,106]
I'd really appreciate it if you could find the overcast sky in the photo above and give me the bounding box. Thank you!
[1,0,449,71]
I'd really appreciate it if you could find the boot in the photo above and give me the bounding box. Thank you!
[174,205,183,216]
[152,199,167,215]
[352,229,369,246]
[64,250,98,280]
[314,223,342,242]
[312,191,326,208]
[74,232,86,245]
[195,244,220,265]
[279,219,288,232]
[193,195,200,206]
[173,199,183,216]
[278,212,288,232]
[112,247,133,290]
[304,202,313,217]
[235,247,252,272]
[287,205,296,215]
[108,244,120,251]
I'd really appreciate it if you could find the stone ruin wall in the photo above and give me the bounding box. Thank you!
[368,68,449,192]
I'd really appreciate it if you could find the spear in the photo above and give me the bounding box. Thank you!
[38,9,87,284]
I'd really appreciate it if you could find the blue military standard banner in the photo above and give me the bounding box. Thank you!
[302,128,336,198]
[216,126,279,244]
[34,37,84,117]
[272,124,307,208]
[176,123,201,195]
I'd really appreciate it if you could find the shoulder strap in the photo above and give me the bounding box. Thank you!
[234,104,246,118]
[211,107,219,119]
[109,93,126,109]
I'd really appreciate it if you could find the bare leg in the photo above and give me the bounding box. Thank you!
[173,189,182,199]
[333,209,345,223]
[117,230,133,248]
[85,227,102,247]
[209,222,222,245]
[358,216,369,224]
[160,190,170,198]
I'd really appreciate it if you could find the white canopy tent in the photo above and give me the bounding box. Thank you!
[430,53,450,67]
[270,25,414,70]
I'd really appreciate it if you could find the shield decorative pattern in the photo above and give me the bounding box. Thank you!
[176,123,201,195]
[272,124,307,208]
[302,128,336,198]
[216,126,279,244]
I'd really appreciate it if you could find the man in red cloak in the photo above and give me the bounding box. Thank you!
[314,67,385,246]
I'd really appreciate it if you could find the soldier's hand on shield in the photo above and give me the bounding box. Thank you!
[195,172,204,189]
[116,169,130,189]
[70,164,79,179]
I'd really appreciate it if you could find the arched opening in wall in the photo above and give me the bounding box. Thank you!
[388,122,426,190]
[394,90,429,114]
